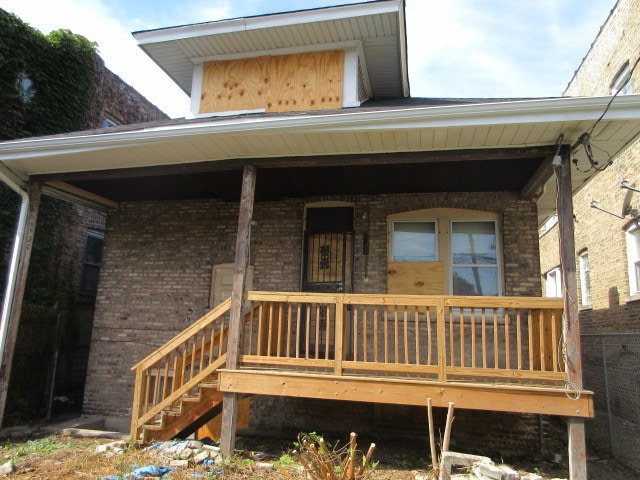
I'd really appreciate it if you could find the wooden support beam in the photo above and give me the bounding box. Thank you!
[555,148,587,480]
[220,165,256,457]
[33,146,554,183]
[520,150,556,201]
[0,181,42,430]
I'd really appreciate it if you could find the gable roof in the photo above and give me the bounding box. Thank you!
[133,0,409,99]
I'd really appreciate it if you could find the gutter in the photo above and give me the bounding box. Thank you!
[0,166,28,368]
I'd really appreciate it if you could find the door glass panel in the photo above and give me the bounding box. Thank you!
[392,221,436,261]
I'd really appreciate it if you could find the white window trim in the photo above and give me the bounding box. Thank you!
[579,251,591,307]
[545,267,563,298]
[626,224,640,296]
[449,219,502,296]
[390,218,438,262]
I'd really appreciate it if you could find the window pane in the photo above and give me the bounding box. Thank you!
[452,267,499,296]
[392,221,436,261]
[452,221,497,264]
[85,234,104,265]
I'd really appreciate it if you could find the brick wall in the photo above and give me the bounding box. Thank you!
[87,57,169,129]
[84,191,542,449]
[539,0,640,471]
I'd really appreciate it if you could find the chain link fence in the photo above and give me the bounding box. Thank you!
[582,333,640,473]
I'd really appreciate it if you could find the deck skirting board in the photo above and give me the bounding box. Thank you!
[217,369,593,418]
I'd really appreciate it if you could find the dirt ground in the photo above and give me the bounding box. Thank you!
[0,422,635,479]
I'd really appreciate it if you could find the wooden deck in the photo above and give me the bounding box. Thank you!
[130,291,593,442]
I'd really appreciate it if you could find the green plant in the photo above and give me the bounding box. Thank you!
[280,432,376,480]
[0,436,82,462]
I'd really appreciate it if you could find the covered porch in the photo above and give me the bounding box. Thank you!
[2,95,640,479]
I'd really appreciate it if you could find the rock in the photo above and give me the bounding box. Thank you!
[169,459,189,468]
[254,461,274,470]
[178,447,193,459]
[185,440,203,450]
[193,451,211,464]
[0,461,14,475]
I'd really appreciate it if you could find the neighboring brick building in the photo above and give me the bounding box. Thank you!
[0,8,169,423]
[539,0,640,472]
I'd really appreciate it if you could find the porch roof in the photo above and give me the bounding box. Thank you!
[1,94,640,223]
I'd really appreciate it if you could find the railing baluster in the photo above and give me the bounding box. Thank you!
[427,307,432,365]
[470,308,476,368]
[277,303,284,357]
[325,303,332,361]
[315,303,321,360]
[403,305,409,365]
[384,306,389,364]
[414,305,419,366]
[493,309,498,370]
[505,310,510,371]
[373,307,379,363]
[449,306,454,367]
[286,303,293,358]
[267,302,274,357]
[460,307,465,367]
[481,308,487,368]
[436,299,446,381]
[353,306,359,362]
[539,310,547,371]
[363,306,369,363]
[528,309,534,371]
[295,303,301,359]
[305,304,311,360]
[516,310,522,371]
[551,310,559,372]
[257,302,264,356]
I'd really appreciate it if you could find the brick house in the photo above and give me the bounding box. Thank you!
[1,2,640,477]
[539,0,640,473]
[0,8,169,423]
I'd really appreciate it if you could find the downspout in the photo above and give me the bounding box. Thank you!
[0,168,28,367]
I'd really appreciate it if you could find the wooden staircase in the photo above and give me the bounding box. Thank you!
[130,299,233,443]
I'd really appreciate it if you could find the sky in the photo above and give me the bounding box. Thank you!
[0,0,616,119]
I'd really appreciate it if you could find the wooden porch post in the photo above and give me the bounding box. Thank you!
[555,148,587,480]
[0,181,42,430]
[220,165,256,457]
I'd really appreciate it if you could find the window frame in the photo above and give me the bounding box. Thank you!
[387,209,503,296]
[79,230,105,297]
[626,224,640,296]
[579,251,591,307]
[390,219,438,262]
[611,62,633,95]
[449,219,501,296]
[545,267,563,298]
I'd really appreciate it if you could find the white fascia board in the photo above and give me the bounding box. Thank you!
[2,95,640,162]
[134,1,401,45]
[397,0,410,97]
[190,40,363,64]
[190,63,203,116]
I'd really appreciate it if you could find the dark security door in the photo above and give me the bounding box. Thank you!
[303,207,354,293]
[300,206,354,359]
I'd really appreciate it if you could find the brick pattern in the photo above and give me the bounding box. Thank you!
[84,192,541,448]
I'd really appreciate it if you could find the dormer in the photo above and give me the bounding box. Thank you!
[133,0,409,117]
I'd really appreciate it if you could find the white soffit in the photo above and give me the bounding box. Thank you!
[133,0,408,99]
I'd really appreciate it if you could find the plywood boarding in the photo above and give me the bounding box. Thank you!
[200,50,344,114]
[387,261,445,295]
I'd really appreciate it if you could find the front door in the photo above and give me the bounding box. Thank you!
[301,206,354,358]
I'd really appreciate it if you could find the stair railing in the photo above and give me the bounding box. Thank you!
[130,298,232,440]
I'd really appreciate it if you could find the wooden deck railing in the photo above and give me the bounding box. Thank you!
[240,292,565,385]
[131,292,565,439]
